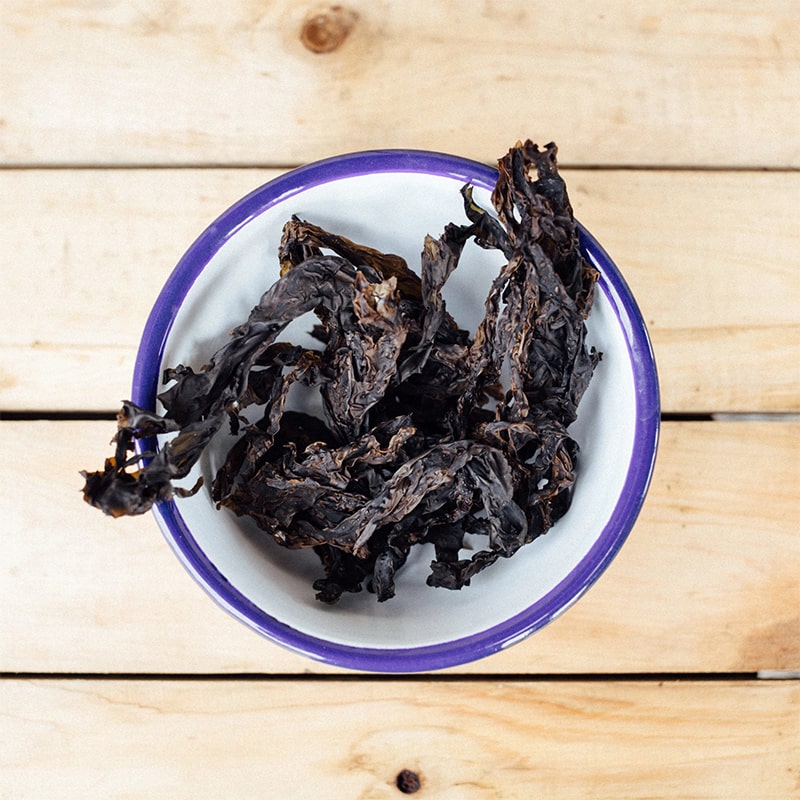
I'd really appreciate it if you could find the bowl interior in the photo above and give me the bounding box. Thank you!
[133,152,659,672]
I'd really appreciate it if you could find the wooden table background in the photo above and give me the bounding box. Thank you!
[1,2,798,797]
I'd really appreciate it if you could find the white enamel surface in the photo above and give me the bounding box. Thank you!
[157,171,636,651]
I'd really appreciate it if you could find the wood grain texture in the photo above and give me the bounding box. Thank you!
[2,168,798,412]
[0,167,269,412]
[1,2,798,167]
[1,678,798,798]
[2,419,797,675]
[3,2,797,795]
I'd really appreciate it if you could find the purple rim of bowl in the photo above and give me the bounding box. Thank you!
[131,149,660,673]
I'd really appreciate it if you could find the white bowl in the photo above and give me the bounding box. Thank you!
[132,150,659,672]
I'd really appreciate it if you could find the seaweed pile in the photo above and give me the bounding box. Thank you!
[81,141,600,603]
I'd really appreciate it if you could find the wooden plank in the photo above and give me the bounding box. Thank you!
[1,2,798,168]
[1,419,797,674]
[1,678,797,798]
[570,169,800,413]
[2,168,799,413]
[0,167,270,412]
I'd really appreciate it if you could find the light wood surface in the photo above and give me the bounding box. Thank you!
[1,2,798,797]
[1,1,797,168]
[2,420,798,675]
[2,168,798,413]
[2,679,798,799]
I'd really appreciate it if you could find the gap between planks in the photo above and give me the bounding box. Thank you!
[2,163,800,172]
[0,671,773,683]
[0,162,308,172]
[4,412,800,423]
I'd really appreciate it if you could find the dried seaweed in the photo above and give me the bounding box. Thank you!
[81,140,600,602]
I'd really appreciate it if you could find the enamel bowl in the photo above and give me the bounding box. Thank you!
[132,150,659,673]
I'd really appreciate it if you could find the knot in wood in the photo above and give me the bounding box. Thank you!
[301,5,358,54]
[395,768,421,794]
